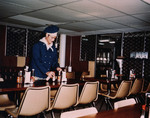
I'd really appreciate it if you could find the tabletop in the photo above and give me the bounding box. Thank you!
[79,104,142,118]
[0,79,86,93]
[0,77,122,93]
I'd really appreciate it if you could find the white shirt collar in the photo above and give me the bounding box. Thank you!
[40,37,54,51]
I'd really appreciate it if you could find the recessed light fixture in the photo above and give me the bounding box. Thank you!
[109,41,115,44]
[141,0,150,4]
[99,40,109,42]
[99,43,104,45]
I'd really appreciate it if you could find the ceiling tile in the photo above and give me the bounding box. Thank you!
[34,6,95,21]
[62,0,125,18]
[0,2,32,18]
[108,15,150,27]
[85,19,128,29]
[0,0,54,9]
[58,24,82,32]
[25,11,69,23]
[133,13,150,22]
[67,22,104,31]
[1,18,43,27]
[92,0,150,14]
[40,0,80,5]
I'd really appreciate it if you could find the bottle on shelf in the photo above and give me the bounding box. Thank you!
[17,70,23,84]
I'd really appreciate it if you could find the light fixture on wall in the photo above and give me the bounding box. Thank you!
[109,41,115,44]
[99,39,109,42]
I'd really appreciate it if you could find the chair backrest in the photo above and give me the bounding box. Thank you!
[115,80,132,98]
[66,72,75,79]
[0,94,12,104]
[129,78,143,95]
[100,83,107,91]
[114,98,136,109]
[18,86,50,116]
[49,84,79,110]
[60,107,98,118]
[77,81,99,105]
[0,77,16,111]
[146,83,150,93]
[0,77,8,105]
[100,83,117,91]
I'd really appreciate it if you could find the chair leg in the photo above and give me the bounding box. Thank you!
[41,111,47,118]
[91,102,95,107]
[105,97,109,110]
[107,99,113,109]
[7,114,13,118]
[134,97,138,103]
[50,111,55,118]
[98,97,105,111]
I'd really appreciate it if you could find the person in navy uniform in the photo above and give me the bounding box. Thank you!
[30,25,62,80]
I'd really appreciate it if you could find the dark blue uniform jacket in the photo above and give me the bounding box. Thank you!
[30,41,59,78]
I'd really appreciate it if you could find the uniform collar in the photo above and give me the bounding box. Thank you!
[40,37,54,51]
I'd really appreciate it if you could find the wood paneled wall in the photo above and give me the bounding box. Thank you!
[65,36,88,78]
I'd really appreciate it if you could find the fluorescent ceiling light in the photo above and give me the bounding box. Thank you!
[82,38,88,41]
[109,41,115,44]
[9,15,65,26]
[99,43,104,45]
[99,40,109,42]
[142,0,150,4]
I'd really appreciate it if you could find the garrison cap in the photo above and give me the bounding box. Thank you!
[43,25,59,33]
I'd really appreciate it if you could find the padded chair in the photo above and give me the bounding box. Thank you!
[5,86,50,118]
[141,82,150,93]
[99,80,132,110]
[47,84,79,118]
[139,82,150,103]
[66,72,75,79]
[0,78,16,112]
[100,83,118,93]
[127,78,144,103]
[76,81,99,107]
[51,72,76,99]
[60,107,98,118]
[114,98,136,109]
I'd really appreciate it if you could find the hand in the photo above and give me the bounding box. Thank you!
[46,71,55,78]
[30,76,36,82]
[56,67,62,72]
